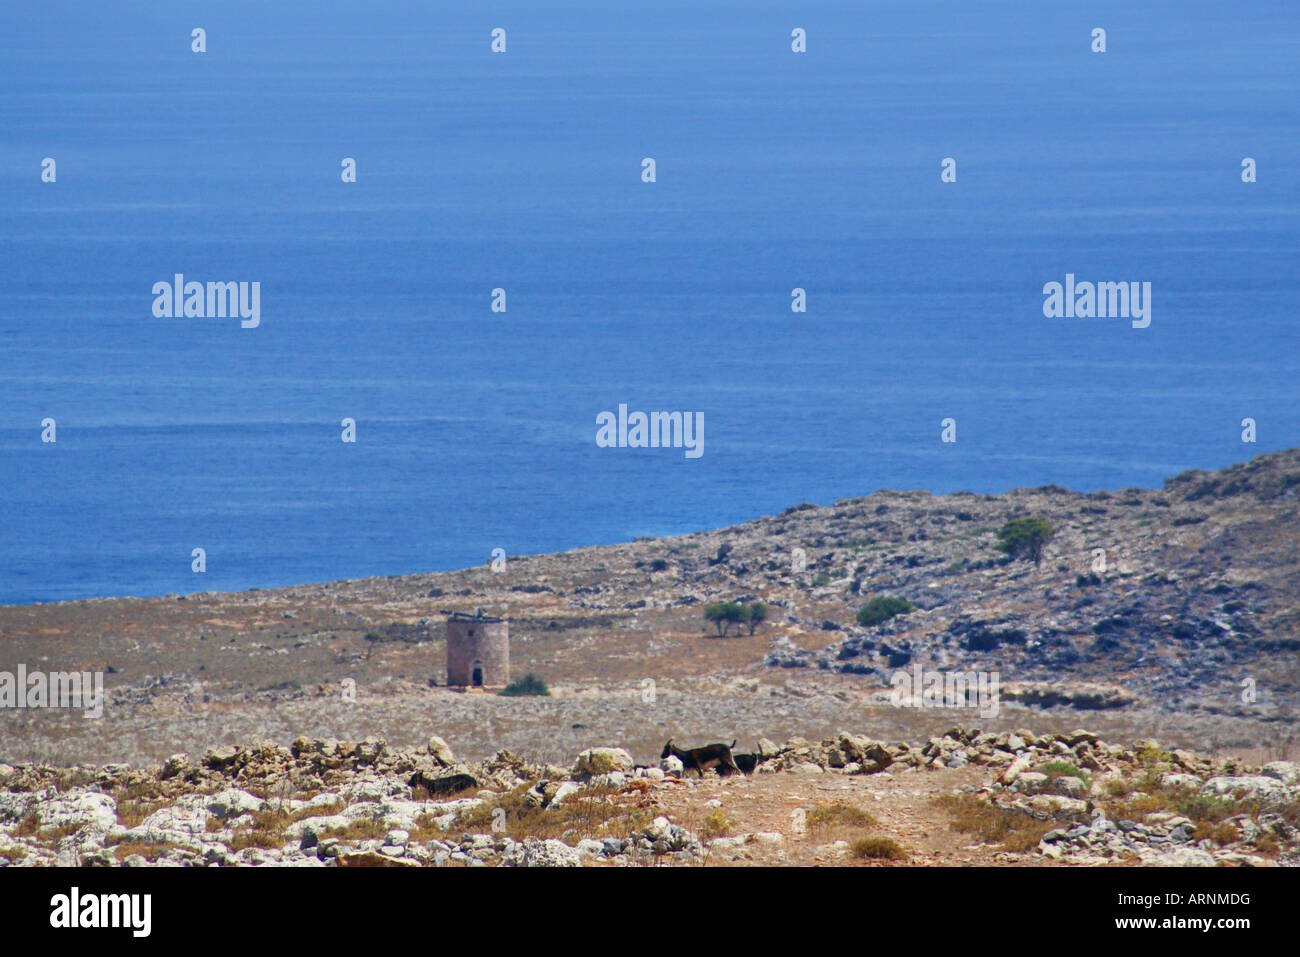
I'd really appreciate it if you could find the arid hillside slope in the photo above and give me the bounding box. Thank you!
[1,448,1297,767]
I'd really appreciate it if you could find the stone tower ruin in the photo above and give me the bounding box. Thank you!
[445,609,509,688]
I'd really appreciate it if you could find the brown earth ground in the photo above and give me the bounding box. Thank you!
[647,765,1017,866]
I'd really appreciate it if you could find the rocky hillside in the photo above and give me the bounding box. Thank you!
[1,447,1297,768]
[746,447,1300,712]
[2,730,1296,868]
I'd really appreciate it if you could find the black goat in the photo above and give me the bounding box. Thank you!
[661,738,743,777]
[732,752,761,774]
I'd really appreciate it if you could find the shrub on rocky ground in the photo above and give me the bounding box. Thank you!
[851,836,908,861]
[808,802,877,831]
[933,793,1070,853]
[116,798,171,828]
[228,827,285,851]
[1037,760,1091,791]
[856,595,913,627]
[698,810,732,839]
[1195,821,1240,846]
[457,782,652,846]
[499,673,550,697]
[320,819,388,842]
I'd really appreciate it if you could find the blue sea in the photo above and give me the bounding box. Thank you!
[1,1,1297,605]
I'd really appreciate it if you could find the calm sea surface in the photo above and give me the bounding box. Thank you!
[1,2,1297,604]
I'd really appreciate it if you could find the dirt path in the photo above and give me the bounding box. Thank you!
[642,765,1010,866]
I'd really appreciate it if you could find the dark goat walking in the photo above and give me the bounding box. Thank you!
[661,738,743,777]
[732,752,761,774]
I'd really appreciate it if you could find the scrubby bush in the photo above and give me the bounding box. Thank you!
[808,802,877,831]
[856,596,914,627]
[699,810,733,839]
[850,836,908,861]
[499,673,550,697]
[933,793,1068,852]
[1038,760,1091,789]
[995,517,1055,565]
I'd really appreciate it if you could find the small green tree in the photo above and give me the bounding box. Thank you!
[499,673,550,697]
[856,596,913,627]
[995,517,1056,565]
[704,602,746,637]
[743,601,768,635]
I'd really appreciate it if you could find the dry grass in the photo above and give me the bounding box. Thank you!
[276,799,346,826]
[933,793,1073,853]
[1107,781,1236,826]
[1135,744,1172,770]
[455,783,654,846]
[108,780,170,803]
[1097,772,1299,834]
[221,796,350,849]
[698,810,733,840]
[111,840,191,862]
[1194,821,1240,846]
[796,800,902,862]
[319,819,389,842]
[936,771,1297,860]
[411,782,480,804]
[1253,833,1280,857]
[228,828,286,851]
[116,798,171,828]
[807,802,878,832]
[40,822,83,842]
[1103,778,1132,799]
[851,836,908,861]
[406,813,452,844]
[8,811,80,841]
[110,778,182,828]
[52,768,97,791]
[221,800,340,850]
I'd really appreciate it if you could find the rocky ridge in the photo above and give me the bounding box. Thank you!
[2,730,1296,868]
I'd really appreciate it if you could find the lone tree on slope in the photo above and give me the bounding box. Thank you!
[995,517,1056,566]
